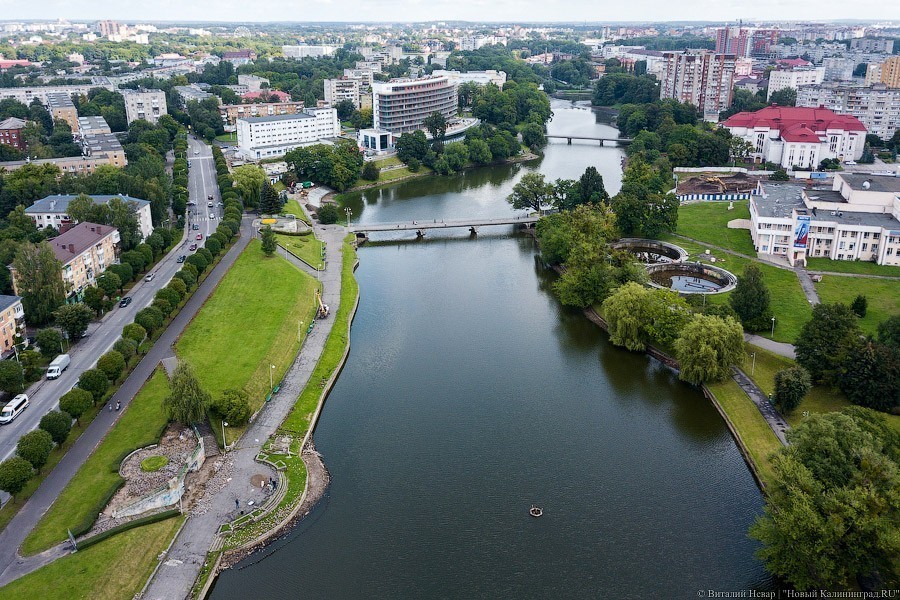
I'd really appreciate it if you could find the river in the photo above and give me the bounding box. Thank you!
[210,101,773,599]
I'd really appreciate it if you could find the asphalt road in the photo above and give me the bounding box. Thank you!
[0,137,219,499]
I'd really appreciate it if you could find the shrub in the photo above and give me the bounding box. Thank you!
[17,429,54,472]
[318,203,340,224]
[851,294,867,318]
[123,323,147,344]
[97,350,126,381]
[79,369,110,402]
[773,366,812,413]
[39,410,72,445]
[212,388,252,426]
[407,157,421,172]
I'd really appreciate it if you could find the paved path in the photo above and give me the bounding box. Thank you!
[143,223,348,600]
[0,216,253,587]
[794,267,821,305]
[744,333,796,359]
[731,367,790,446]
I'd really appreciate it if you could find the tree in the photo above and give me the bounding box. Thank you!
[750,410,900,590]
[769,169,790,181]
[39,410,72,445]
[134,306,164,334]
[602,282,691,351]
[164,362,211,425]
[96,271,122,298]
[795,303,861,385]
[838,341,900,413]
[317,203,340,224]
[11,241,65,326]
[361,161,380,181]
[53,303,93,341]
[17,429,54,472]
[113,337,138,359]
[768,87,797,107]
[120,250,146,274]
[729,264,772,331]
[122,322,147,345]
[520,122,546,149]
[212,388,252,426]
[423,111,447,141]
[82,286,106,316]
[878,315,900,349]
[35,328,64,358]
[466,138,492,165]
[0,457,33,500]
[612,190,679,238]
[261,226,277,256]
[674,314,745,385]
[231,165,266,208]
[0,360,24,394]
[578,166,609,205]
[507,172,553,213]
[333,99,356,121]
[258,181,283,215]
[850,294,867,318]
[97,350,126,381]
[395,130,429,163]
[78,368,109,403]
[59,388,92,423]
[773,366,811,413]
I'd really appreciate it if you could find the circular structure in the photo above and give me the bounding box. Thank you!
[611,238,688,264]
[139,455,169,473]
[530,505,543,518]
[646,262,737,295]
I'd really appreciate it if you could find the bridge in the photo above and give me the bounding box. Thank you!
[349,215,539,235]
[546,135,633,145]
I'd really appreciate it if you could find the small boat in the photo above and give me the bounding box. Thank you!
[529,505,543,518]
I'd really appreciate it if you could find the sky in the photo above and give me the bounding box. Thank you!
[0,0,894,24]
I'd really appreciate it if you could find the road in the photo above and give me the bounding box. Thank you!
[0,137,217,502]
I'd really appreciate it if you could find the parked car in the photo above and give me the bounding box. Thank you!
[189,243,198,251]
[177,255,186,263]
[145,273,155,282]
[192,224,199,231]
[844,160,857,166]
[119,296,132,308]
[196,233,203,240]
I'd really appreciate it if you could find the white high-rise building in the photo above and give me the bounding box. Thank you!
[767,68,826,100]
[796,83,900,140]
[372,75,458,134]
[282,45,337,59]
[236,108,340,161]
[660,51,735,121]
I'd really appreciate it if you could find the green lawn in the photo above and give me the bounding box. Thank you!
[675,201,757,255]
[281,198,310,224]
[177,239,319,440]
[0,516,183,600]
[215,132,237,143]
[275,232,324,270]
[806,257,900,277]
[815,276,899,335]
[372,156,403,169]
[22,369,171,556]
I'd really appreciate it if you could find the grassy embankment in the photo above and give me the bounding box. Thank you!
[0,516,183,600]
[176,239,320,443]
[275,232,325,270]
[20,369,170,556]
[805,257,900,276]
[815,276,899,336]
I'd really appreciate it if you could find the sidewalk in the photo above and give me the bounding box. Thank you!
[743,333,796,359]
[793,267,820,305]
[142,224,347,600]
[731,367,790,446]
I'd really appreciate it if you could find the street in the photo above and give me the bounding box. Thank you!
[0,137,219,503]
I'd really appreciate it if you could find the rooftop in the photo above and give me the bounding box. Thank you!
[25,194,149,214]
[838,173,900,194]
[49,222,117,263]
[82,132,123,155]
[0,295,22,313]
[0,117,26,130]
[240,112,315,124]
[723,105,866,133]
[756,183,900,229]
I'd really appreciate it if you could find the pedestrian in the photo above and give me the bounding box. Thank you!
[109,402,113,412]
[235,498,240,510]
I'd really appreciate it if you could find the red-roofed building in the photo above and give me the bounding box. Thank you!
[776,58,812,69]
[0,60,32,72]
[722,105,866,169]
[241,90,291,103]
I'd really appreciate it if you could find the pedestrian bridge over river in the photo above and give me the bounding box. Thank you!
[349,215,540,234]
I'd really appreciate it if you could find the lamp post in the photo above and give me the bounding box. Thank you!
[345,207,352,230]
[222,421,229,455]
[771,316,776,337]
[269,364,276,393]
[750,352,756,376]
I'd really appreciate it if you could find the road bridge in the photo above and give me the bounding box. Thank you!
[546,135,633,145]
[349,215,539,235]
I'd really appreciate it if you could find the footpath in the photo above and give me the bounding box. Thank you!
[142,223,347,600]
[731,367,790,446]
[0,217,254,587]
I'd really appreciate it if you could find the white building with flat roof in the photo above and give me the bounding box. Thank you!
[236,108,340,161]
[431,70,507,88]
[372,75,458,134]
[282,45,337,59]
[767,67,825,100]
[121,88,167,125]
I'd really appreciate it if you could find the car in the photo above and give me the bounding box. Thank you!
[207,201,213,208]
[189,243,198,251]
[192,224,199,231]
[119,296,132,308]
[209,213,216,219]
[145,273,155,282]
[196,233,203,240]
[194,149,200,155]
[844,160,857,165]
[207,195,213,201]
[177,255,186,263]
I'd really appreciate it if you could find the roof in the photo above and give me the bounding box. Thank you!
[241,90,291,102]
[0,117,26,130]
[25,194,149,214]
[49,222,117,263]
[781,125,821,143]
[240,112,314,124]
[777,58,812,67]
[756,184,900,229]
[223,50,255,58]
[838,173,900,194]
[0,295,22,313]
[723,105,866,133]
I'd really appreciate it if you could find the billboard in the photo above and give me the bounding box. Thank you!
[794,215,810,248]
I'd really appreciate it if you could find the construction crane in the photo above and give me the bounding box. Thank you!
[315,289,329,319]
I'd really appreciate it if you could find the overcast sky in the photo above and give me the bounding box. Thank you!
[0,0,893,25]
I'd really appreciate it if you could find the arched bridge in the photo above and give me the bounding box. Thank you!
[349,215,540,234]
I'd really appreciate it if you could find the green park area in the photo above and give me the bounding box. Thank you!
[281,198,310,224]
[806,257,900,277]
[275,232,325,270]
[176,239,320,440]
[815,276,899,336]
[22,369,170,556]
[0,516,183,600]
[674,200,757,256]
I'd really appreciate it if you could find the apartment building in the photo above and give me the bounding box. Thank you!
[660,51,735,121]
[0,85,115,108]
[715,27,751,57]
[222,50,257,66]
[81,132,126,168]
[237,75,269,93]
[25,194,153,239]
[324,77,366,109]
[873,56,900,88]
[282,45,337,59]
[722,105,866,168]
[849,38,895,54]
[219,101,306,131]
[822,57,856,81]
[121,88,167,125]
[0,117,26,151]
[45,92,80,133]
[77,116,111,135]
[749,175,900,266]
[372,75,458,134]
[431,70,508,88]
[0,296,26,356]
[235,108,340,161]
[766,68,825,100]
[796,84,900,140]
[173,85,214,106]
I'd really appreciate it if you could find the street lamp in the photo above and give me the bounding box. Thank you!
[222,421,229,455]
[750,352,756,376]
[344,207,352,229]
[771,316,776,337]
[269,364,276,392]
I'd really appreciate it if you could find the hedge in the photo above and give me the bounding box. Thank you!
[77,509,181,550]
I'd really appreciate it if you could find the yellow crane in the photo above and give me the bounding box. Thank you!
[315,289,329,319]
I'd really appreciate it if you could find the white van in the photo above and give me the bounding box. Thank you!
[47,354,70,379]
[0,394,29,424]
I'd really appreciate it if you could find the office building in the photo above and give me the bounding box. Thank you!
[0,295,25,356]
[236,108,340,161]
[282,45,337,59]
[372,75,458,134]
[45,92,80,132]
[767,68,826,100]
[722,105,866,168]
[25,194,153,239]
[796,83,900,140]
[660,51,735,121]
[0,117,26,151]
[121,88,167,125]
[219,101,306,131]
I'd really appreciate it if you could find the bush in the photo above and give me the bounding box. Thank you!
[407,157,421,172]
[123,323,147,344]
[212,388,252,426]
[35,328,64,358]
[167,278,187,298]
[59,388,92,422]
[851,294,867,318]
[0,457,33,499]
[39,410,72,445]
[78,368,109,402]
[361,161,380,181]
[113,337,138,359]
[773,366,812,413]
[318,203,340,224]
[17,429,54,472]
[97,350,126,381]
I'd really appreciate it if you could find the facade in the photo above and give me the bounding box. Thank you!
[324,77,364,109]
[431,69,508,88]
[25,194,153,240]
[219,101,306,130]
[849,38,895,54]
[222,50,257,66]
[121,88,167,125]
[660,51,736,121]
[45,92,80,133]
[81,132,126,167]
[766,68,825,100]
[822,57,856,81]
[49,223,120,300]
[237,74,269,93]
[0,154,121,175]
[357,128,392,153]
[235,108,340,161]
[0,117,26,151]
[722,105,866,169]
[715,27,751,57]
[0,84,116,107]
[0,296,26,356]
[878,57,900,89]
[749,175,900,266]
[282,45,337,59]
[796,84,900,140]
[173,85,214,106]
[372,75,458,134]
